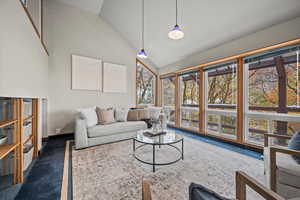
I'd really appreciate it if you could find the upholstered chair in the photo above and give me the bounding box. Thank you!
[263,133,300,199]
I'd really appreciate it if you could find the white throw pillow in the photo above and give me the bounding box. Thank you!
[77,106,98,127]
[115,108,129,122]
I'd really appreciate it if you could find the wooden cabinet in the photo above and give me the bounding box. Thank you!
[0,97,40,188]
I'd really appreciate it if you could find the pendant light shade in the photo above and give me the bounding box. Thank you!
[137,49,147,59]
[168,0,184,40]
[168,24,184,40]
[137,0,147,58]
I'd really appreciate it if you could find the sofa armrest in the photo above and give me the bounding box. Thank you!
[269,146,300,192]
[236,171,285,200]
[75,118,89,149]
[263,134,292,147]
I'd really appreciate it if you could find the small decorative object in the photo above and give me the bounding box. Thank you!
[159,112,167,131]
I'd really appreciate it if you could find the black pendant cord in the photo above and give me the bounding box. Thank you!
[176,0,178,25]
[142,0,145,50]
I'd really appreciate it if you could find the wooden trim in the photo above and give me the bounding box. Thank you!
[236,171,285,200]
[12,99,18,184]
[237,57,244,144]
[159,72,176,79]
[243,142,263,150]
[20,0,41,38]
[174,38,300,74]
[18,98,24,183]
[19,0,49,56]
[41,0,44,42]
[32,99,39,158]
[174,75,181,126]
[142,180,152,200]
[198,69,205,132]
[136,58,157,76]
[263,134,292,147]
[169,124,264,150]
[23,115,33,122]
[136,59,158,106]
[61,140,70,200]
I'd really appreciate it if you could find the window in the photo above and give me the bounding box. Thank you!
[136,60,157,105]
[161,76,176,125]
[205,61,237,138]
[244,44,300,144]
[179,71,199,130]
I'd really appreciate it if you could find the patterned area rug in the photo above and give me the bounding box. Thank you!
[72,136,264,200]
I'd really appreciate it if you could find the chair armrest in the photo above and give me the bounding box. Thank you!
[142,180,152,200]
[236,171,285,200]
[75,118,89,149]
[263,134,292,147]
[269,146,300,192]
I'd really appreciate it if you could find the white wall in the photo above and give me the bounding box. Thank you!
[0,0,48,98]
[160,16,300,74]
[44,0,157,135]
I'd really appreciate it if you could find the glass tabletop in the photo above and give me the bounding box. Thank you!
[135,129,183,145]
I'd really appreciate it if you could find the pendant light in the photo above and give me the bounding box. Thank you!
[137,0,147,58]
[168,0,184,40]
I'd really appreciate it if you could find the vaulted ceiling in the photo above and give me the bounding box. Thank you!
[57,0,300,68]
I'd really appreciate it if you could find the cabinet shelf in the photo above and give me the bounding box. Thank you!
[23,116,33,122]
[0,143,18,159]
[0,120,17,128]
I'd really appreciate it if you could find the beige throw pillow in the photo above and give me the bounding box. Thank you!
[96,107,115,125]
[138,109,150,120]
[127,110,139,121]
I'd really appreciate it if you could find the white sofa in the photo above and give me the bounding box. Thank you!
[75,118,147,149]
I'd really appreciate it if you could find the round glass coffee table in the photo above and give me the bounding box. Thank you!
[133,129,184,172]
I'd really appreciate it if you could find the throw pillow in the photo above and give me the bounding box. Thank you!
[138,109,150,120]
[96,107,115,125]
[77,107,98,128]
[115,108,129,122]
[127,110,139,121]
[288,131,300,164]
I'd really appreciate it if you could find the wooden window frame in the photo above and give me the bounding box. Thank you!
[136,59,158,106]
[19,0,49,55]
[159,37,300,150]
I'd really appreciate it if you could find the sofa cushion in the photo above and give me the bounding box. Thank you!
[264,147,300,188]
[276,151,300,188]
[77,107,98,128]
[87,121,147,138]
[288,131,300,164]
